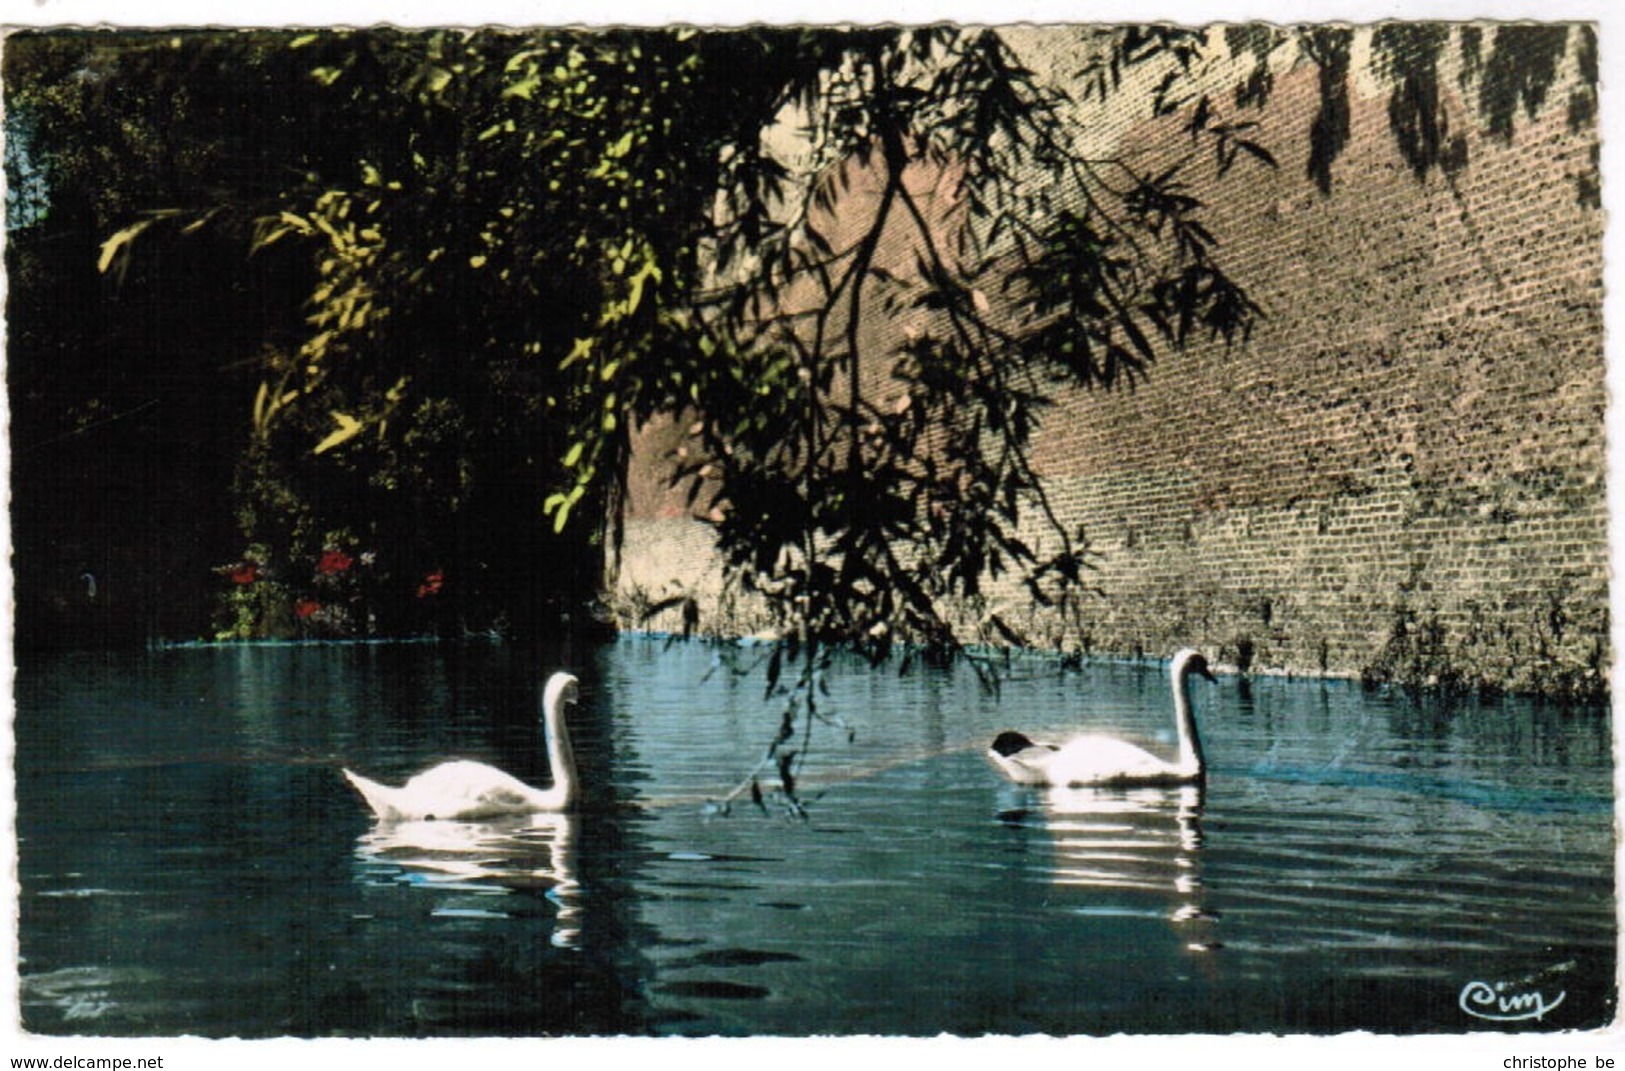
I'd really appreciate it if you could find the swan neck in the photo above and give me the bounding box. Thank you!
[543,693,578,807]
[1173,665,1205,775]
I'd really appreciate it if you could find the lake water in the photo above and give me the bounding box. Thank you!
[12,636,1617,1036]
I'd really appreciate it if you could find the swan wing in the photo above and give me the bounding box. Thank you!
[371,760,552,820]
[1048,734,1186,787]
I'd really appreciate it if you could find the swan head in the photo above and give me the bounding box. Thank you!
[990,730,1038,758]
[543,672,580,714]
[1172,648,1216,683]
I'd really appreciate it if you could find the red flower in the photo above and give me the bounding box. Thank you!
[295,598,322,619]
[317,549,354,576]
[228,562,260,585]
[416,569,444,599]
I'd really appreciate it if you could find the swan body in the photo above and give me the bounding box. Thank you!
[343,671,580,820]
[989,649,1216,788]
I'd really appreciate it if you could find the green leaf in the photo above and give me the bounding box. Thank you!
[313,411,364,455]
[424,65,454,94]
[97,220,153,276]
[252,381,272,430]
[561,336,593,369]
[544,485,587,532]
[503,72,542,100]
[623,257,661,317]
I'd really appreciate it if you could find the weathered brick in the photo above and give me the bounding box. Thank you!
[615,27,1606,697]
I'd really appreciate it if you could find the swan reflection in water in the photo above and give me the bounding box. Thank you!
[1000,784,1217,951]
[353,811,581,947]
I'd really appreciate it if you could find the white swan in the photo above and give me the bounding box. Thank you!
[342,671,580,820]
[988,648,1216,787]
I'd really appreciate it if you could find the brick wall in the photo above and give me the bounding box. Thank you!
[615,28,1607,696]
